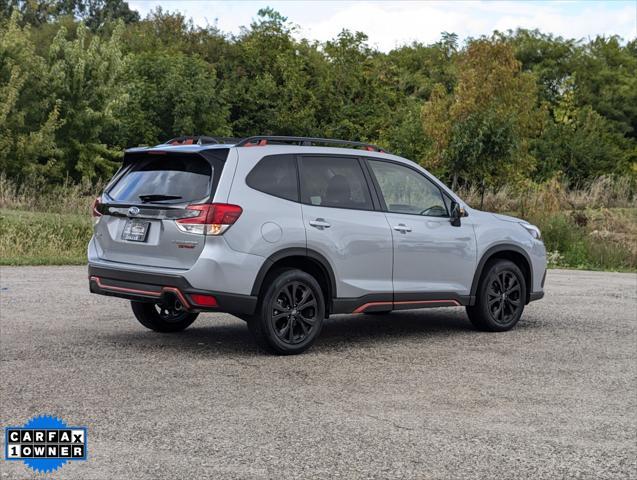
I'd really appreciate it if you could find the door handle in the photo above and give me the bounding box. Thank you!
[309,218,331,229]
[392,224,411,233]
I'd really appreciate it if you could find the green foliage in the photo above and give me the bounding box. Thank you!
[421,39,540,191]
[0,12,61,179]
[0,12,127,181]
[496,29,577,105]
[445,108,522,189]
[540,213,583,256]
[533,105,636,181]
[573,36,637,139]
[47,21,127,180]
[0,4,636,188]
[0,208,91,265]
[2,0,139,28]
[225,9,320,136]
[537,210,636,271]
[121,51,230,146]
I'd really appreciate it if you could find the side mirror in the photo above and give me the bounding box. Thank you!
[450,201,463,227]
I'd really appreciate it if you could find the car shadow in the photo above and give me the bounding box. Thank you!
[99,308,475,357]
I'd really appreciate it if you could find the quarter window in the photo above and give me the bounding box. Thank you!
[246,154,298,201]
[299,156,373,211]
[368,160,448,217]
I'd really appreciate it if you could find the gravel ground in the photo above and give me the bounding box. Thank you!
[1,266,636,479]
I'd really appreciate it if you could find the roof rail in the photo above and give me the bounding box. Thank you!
[164,136,241,146]
[235,136,386,153]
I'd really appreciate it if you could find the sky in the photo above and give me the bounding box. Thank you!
[128,0,637,51]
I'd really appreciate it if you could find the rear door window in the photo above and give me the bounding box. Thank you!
[108,155,213,204]
[246,154,298,201]
[299,156,373,211]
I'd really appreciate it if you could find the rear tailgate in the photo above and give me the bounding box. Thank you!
[93,149,228,269]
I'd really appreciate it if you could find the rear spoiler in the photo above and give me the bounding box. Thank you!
[121,148,230,164]
[165,135,240,145]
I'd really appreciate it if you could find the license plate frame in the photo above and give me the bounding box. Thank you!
[121,219,151,242]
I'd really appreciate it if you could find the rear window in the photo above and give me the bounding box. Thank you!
[108,155,213,204]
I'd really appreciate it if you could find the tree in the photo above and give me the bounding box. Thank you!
[498,29,577,105]
[1,6,635,187]
[0,11,61,179]
[223,8,322,136]
[1,0,59,24]
[421,38,541,197]
[121,51,230,146]
[319,30,397,142]
[533,85,636,182]
[45,21,128,180]
[572,36,637,139]
[385,32,458,100]
[1,0,139,28]
[65,0,139,30]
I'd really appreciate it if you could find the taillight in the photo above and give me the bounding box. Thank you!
[176,203,242,235]
[91,197,102,218]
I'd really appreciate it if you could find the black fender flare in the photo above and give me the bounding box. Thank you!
[470,243,533,301]
[250,247,337,299]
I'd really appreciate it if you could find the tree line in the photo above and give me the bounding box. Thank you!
[1,1,635,193]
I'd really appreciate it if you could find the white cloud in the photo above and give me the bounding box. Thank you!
[129,1,637,51]
[300,1,636,50]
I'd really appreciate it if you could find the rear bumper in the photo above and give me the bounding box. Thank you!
[88,264,257,315]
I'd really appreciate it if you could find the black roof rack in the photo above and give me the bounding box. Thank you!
[235,136,386,153]
[164,135,241,146]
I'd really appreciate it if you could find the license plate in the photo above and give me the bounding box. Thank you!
[121,220,150,242]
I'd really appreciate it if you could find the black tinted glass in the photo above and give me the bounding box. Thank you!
[246,155,298,201]
[300,156,373,211]
[109,155,212,204]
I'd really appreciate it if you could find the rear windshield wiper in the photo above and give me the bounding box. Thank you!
[138,194,183,203]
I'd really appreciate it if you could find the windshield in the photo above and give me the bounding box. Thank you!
[108,155,213,204]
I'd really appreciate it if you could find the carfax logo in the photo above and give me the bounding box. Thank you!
[4,415,87,474]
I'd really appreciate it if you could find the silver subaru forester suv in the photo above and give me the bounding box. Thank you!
[88,136,546,354]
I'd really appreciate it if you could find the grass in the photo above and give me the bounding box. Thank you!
[536,208,637,271]
[0,209,91,265]
[0,175,635,271]
[457,176,637,272]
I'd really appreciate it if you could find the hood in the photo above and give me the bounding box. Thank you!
[491,213,526,224]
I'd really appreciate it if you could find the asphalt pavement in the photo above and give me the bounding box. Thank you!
[1,267,636,479]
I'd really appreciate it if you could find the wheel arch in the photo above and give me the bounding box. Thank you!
[251,248,337,313]
[471,244,533,304]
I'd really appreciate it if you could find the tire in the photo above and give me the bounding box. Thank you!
[131,301,198,333]
[466,259,526,332]
[248,269,325,355]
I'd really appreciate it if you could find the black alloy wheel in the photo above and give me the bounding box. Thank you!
[466,259,526,332]
[270,281,318,345]
[247,269,325,355]
[486,270,522,325]
[131,301,198,332]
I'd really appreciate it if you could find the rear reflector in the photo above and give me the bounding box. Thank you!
[190,293,218,307]
[176,203,243,235]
